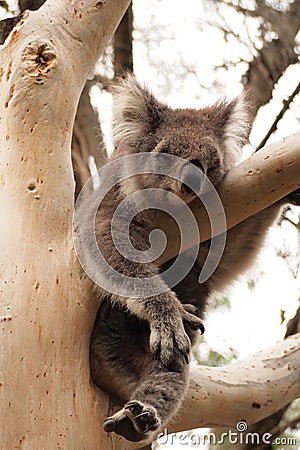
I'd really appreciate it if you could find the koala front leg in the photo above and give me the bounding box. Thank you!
[94,215,204,367]
[105,282,204,367]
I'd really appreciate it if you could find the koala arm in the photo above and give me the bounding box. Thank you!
[93,212,204,366]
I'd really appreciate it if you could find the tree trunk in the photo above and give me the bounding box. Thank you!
[0,1,131,449]
[113,2,133,76]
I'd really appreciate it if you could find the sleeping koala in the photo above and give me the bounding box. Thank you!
[77,75,286,443]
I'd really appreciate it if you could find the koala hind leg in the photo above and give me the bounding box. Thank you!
[90,298,189,443]
[103,362,188,442]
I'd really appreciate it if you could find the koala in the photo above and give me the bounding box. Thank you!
[79,75,286,443]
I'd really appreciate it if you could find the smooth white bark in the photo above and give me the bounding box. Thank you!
[0,1,130,449]
[173,334,300,433]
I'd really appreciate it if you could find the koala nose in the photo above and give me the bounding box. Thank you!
[180,160,205,195]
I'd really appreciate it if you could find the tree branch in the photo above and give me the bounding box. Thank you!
[256,81,300,151]
[234,304,300,449]
[157,131,300,265]
[169,334,300,434]
[1,3,299,449]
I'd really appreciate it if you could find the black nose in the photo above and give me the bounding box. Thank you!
[181,160,205,195]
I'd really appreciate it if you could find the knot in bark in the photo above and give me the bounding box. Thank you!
[21,41,57,84]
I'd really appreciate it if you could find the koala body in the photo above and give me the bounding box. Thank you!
[84,76,282,443]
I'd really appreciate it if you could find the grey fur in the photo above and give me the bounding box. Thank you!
[88,75,282,443]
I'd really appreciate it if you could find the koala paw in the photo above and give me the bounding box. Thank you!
[104,400,161,442]
[149,301,205,367]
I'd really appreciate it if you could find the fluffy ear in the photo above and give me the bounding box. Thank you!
[223,93,250,158]
[212,93,250,162]
[112,74,168,149]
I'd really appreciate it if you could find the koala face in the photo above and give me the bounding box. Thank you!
[112,75,249,201]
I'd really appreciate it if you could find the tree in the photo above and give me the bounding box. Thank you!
[0,2,299,450]
[0,2,131,449]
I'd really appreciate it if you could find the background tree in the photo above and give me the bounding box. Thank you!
[203,2,300,447]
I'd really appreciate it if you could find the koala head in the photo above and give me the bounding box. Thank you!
[112,74,249,202]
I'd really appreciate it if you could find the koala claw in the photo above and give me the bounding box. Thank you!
[182,304,205,334]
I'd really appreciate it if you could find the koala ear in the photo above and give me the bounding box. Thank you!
[210,93,249,166]
[213,93,250,162]
[224,93,249,156]
[112,74,167,149]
